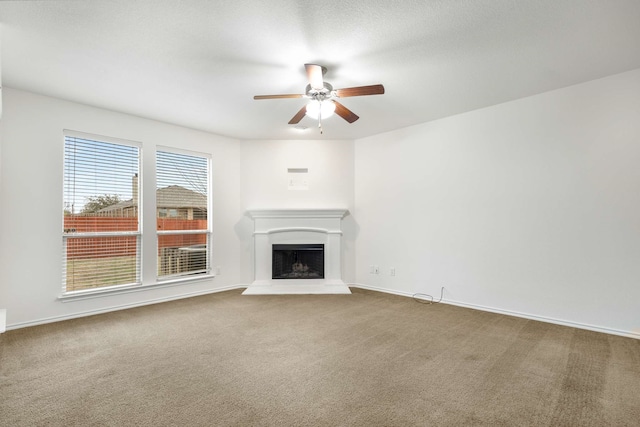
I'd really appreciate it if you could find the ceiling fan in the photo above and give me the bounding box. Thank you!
[254,64,384,132]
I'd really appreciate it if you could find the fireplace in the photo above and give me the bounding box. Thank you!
[272,244,324,279]
[243,209,351,295]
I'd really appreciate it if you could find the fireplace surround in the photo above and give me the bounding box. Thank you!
[242,209,351,295]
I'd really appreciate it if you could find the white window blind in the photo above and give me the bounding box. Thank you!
[156,149,210,279]
[63,132,141,292]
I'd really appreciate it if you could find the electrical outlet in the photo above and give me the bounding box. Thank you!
[374,266,380,274]
[390,267,395,276]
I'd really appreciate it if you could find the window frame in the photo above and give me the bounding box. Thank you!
[155,146,213,282]
[59,135,215,302]
[61,130,143,297]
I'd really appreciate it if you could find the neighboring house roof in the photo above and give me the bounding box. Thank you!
[96,199,133,213]
[157,185,207,209]
[97,185,206,213]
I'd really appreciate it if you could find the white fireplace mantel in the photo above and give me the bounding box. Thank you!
[243,209,351,295]
[247,209,348,219]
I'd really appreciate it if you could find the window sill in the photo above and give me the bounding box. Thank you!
[58,274,216,302]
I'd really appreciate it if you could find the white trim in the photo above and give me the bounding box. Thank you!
[9,285,246,331]
[63,231,141,238]
[63,129,143,148]
[348,283,416,297]
[156,144,213,160]
[156,269,211,281]
[442,298,640,340]
[59,274,216,301]
[14,283,639,340]
[155,147,212,281]
[62,131,143,292]
[157,229,208,235]
[254,227,342,235]
[247,209,348,219]
[350,283,640,340]
[0,309,6,333]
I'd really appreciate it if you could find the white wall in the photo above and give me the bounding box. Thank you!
[3,68,639,338]
[0,24,3,119]
[239,139,356,284]
[0,88,244,328]
[354,69,640,338]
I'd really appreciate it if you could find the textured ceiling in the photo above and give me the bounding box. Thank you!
[1,0,640,140]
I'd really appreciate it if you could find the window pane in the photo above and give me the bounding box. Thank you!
[156,150,208,224]
[63,133,141,292]
[64,136,139,224]
[156,150,210,278]
[158,239,209,276]
[64,235,140,291]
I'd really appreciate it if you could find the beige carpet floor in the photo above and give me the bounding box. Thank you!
[1,288,639,426]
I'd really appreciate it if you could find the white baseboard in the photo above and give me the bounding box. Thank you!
[8,283,638,341]
[6,285,246,331]
[350,283,640,340]
[348,283,416,298]
[0,309,6,333]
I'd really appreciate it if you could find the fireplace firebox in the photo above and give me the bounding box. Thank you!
[272,244,324,280]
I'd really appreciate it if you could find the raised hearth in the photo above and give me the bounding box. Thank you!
[243,209,351,295]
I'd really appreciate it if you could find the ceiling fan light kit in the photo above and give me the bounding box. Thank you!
[254,63,384,134]
[305,100,336,120]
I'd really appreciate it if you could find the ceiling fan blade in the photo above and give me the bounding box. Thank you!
[254,94,304,100]
[305,64,324,90]
[288,106,308,124]
[335,84,385,98]
[333,101,359,123]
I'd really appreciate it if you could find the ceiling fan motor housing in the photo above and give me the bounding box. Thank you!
[306,82,335,101]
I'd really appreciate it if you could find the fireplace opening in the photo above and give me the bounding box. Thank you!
[272,244,324,280]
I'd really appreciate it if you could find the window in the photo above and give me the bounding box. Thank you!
[158,208,179,218]
[156,149,210,279]
[63,132,141,292]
